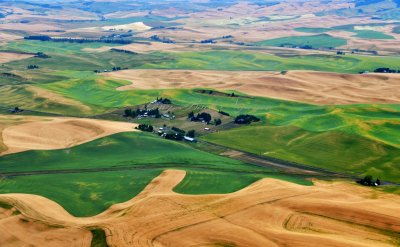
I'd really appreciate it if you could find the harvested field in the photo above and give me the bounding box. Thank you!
[82,42,186,53]
[108,69,400,105]
[0,170,399,246]
[1,116,137,155]
[0,32,22,42]
[0,52,33,63]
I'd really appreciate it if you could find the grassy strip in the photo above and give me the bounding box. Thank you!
[91,229,108,247]
[254,34,347,49]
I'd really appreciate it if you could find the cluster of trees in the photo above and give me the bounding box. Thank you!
[200,90,215,95]
[24,35,132,44]
[112,67,125,71]
[34,52,50,58]
[374,68,400,73]
[124,108,158,118]
[357,175,381,186]
[200,35,233,44]
[136,124,153,132]
[234,114,260,124]
[124,108,162,118]
[186,130,196,138]
[140,108,161,118]
[172,127,185,135]
[187,111,222,126]
[9,107,23,114]
[336,51,345,55]
[150,35,175,44]
[279,44,313,49]
[124,109,137,118]
[162,128,196,141]
[200,39,216,44]
[155,97,172,104]
[110,48,137,55]
[198,89,237,97]
[45,30,65,33]
[188,111,212,124]
[218,110,230,116]
[351,49,378,55]
[1,72,21,79]
[27,65,39,69]
[94,67,127,73]
[162,132,183,141]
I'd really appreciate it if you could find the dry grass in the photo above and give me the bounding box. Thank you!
[0,116,137,156]
[107,69,400,105]
[0,52,33,63]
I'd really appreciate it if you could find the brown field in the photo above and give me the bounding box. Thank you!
[0,23,58,32]
[0,169,399,246]
[0,116,137,156]
[0,32,22,43]
[107,69,400,105]
[0,52,33,63]
[82,42,187,54]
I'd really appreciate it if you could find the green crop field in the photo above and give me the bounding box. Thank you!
[2,41,168,73]
[140,51,400,73]
[30,77,400,150]
[0,131,311,216]
[28,74,400,184]
[353,30,395,40]
[38,78,400,146]
[3,71,400,155]
[255,34,347,49]
[0,0,400,244]
[295,25,396,41]
[1,39,400,216]
[294,27,332,33]
[202,124,400,184]
[2,41,400,78]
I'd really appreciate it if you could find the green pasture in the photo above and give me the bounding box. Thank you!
[2,41,400,77]
[0,131,311,216]
[141,51,400,73]
[38,77,400,142]
[2,41,168,72]
[294,27,332,33]
[353,30,395,39]
[255,34,347,49]
[202,125,400,183]
[2,71,399,155]
[37,78,400,149]
[294,26,396,40]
